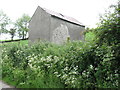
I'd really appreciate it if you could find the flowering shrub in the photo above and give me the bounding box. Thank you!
[2,41,119,88]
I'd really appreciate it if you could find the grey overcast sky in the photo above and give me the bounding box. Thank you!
[0,0,118,40]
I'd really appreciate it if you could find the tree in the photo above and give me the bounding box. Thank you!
[15,14,30,39]
[0,10,17,40]
[95,2,120,45]
[9,28,16,40]
[95,1,120,87]
[0,10,11,34]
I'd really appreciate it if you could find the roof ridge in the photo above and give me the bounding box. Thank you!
[40,6,85,26]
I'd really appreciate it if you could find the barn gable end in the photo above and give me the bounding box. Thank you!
[29,6,51,42]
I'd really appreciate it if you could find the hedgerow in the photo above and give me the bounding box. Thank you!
[2,41,119,88]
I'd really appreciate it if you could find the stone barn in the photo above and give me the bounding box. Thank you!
[29,6,85,44]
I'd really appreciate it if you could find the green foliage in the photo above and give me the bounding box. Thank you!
[15,14,30,39]
[0,11,31,40]
[2,40,119,88]
[0,10,11,33]
[85,31,96,42]
[94,2,120,87]
[9,28,16,40]
[95,2,120,45]
[2,42,65,88]
[0,10,17,40]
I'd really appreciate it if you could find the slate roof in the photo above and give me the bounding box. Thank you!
[41,7,85,27]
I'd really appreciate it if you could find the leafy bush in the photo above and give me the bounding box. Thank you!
[2,40,119,88]
[2,42,65,88]
[95,3,120,46]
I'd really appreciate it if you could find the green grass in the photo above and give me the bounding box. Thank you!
[1,40,28,48]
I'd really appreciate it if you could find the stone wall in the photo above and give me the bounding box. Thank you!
[52,24,70,44]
